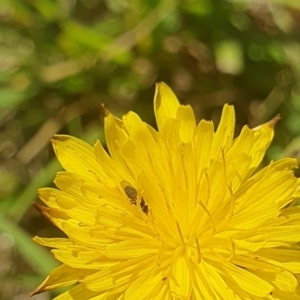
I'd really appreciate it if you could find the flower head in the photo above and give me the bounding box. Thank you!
[32,83,300,299]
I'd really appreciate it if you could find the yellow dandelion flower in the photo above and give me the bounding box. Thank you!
[32,83,300,300]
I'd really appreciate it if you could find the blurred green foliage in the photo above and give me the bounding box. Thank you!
[1,0,300,299]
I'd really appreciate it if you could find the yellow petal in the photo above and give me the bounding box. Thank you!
[51,135,101,180]
[94,140,127,185]
[154,82,180,131]
[105,238,160,259]
[274,270,298,293]
[53,283,108,300]
[192,262,219,299]
[104,113,129,161]
[60,223,114,249]
[85,256,155,291]
[52,249,110,269]
[249,115,278,169]
[256,248,300,273]
[31,264,95,296]
[33,203,77,230]
[259,225,300,247]
[46,189,97,226]
[177,105,196,142]
[124,270,162,300]
[54,171,118,206]
[194,120,214,174]
[33,236,76,249]
[169,252,191,297]
[223,263,273,297]
[212,104,235,159]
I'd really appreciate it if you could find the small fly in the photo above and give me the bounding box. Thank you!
[121,180,148,214]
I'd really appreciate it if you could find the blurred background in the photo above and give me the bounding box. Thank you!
[1,0,300,299]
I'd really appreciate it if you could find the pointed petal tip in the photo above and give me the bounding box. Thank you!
[32,203,54,222]
[50,136,56,144]
[29,291,37,297]
[154,82,180,130]
[155,81,168,89]
[100,103,110,117]
[268,114,281,128]
[50,135,63,151]
[32,202,42,213]
[253,114,281,131]
[51,134,61,142]
[154,82,164,99]
[30,287,41,297]
[30,276,50,297]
